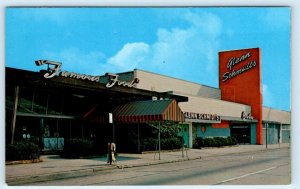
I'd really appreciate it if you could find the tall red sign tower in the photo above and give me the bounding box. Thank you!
[219,48,263,144]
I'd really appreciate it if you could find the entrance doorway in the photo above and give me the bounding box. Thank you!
[179,124,189,147]
[230,124,251,144]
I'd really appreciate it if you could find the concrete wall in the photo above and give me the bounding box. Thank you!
[263,123,280,144]
[250,123,257,144]
[135,69,221,99]
[282,126,290,143]
[193,123,230,138]
[263,107,291,124]
[179,95,251,118]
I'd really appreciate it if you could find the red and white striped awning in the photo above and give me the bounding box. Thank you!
[85,99,185,124]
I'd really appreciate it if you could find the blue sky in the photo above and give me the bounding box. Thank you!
[5,7,291,111]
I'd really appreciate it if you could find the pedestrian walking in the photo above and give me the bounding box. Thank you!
[111,142,117,163]
[107,142,112,165]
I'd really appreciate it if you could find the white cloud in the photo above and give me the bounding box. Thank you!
[184,11,222,38]
[106,11,223,86]
[107,43,150,71]
[41,11,223,87]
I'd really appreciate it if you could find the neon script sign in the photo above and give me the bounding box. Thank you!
[241,111,254,120]
[35,60,139,88]
[105,73,139,88]
[222,52,257,82]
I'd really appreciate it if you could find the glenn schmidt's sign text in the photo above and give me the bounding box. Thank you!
[222,51,257,82]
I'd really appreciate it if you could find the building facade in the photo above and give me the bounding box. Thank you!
[5,48,291,153]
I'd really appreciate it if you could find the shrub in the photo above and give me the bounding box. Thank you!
[142,137,181,151]
[214,137,228,147]
[201,136,238,147]
[227,136,238,145]
[62,138,93,158]
[161,137,181,150]
[6,141,40,161]
[193,137,204,149]
[142,138,157,151]
[203,138,215,147]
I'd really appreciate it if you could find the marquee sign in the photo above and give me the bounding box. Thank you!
[35,60,139,88]
[184,112,220,121]
[219,48,263,144]
[222,51,257,82]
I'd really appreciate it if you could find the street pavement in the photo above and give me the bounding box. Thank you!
[5,143,290,185]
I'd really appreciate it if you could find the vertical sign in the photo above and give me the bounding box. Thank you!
[219,48,263,144]
[109,113,113,124]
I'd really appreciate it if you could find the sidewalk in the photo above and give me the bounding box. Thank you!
[5,143,290,185]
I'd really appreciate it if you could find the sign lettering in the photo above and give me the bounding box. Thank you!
[222,52,257,82]
[184,112,220,121]
[35,60,139,88]
[35,60,62,79]
[60,71,100,82]
[105,73,140,88]
[241,111,254,120]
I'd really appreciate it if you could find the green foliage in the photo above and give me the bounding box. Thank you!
[142,137,181,151]
[193,136,238,148]
[161,137,181,150]
[6,141,40,161]
[140,124,182,152]
[193,137,204,148]
[61,138,93,158]
[227,136,238,145]
[142,138,157,151]
[157,125,179,138]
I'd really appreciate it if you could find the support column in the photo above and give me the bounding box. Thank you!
[158,122,161,160]
[279,123,282,146]
[39,118,44,149]
[137,122,140,152]
[188,122,193,148]
[11,86,19,144]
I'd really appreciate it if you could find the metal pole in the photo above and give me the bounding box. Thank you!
[46,93,50,114]
[266,123,268,149]
[56,119,59,149]
[113,123,115,143]
[181,125,184,158]
[69,120,72,138]
[158,122,161,160]
[40,118,44,150]
[137,122,140,152]
[81,122,84,138]
[279,123,282,147]
[31,90,35,112]
[11,86,19,144]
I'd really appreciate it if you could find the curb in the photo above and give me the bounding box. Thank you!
[6,158,43,165]
[7,145,289,185]
[6,165,116,185]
